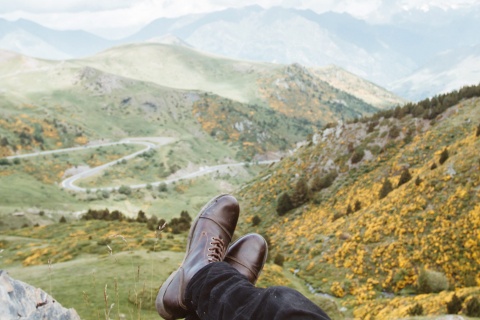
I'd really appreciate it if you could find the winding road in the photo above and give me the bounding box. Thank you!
[3,137,278,192]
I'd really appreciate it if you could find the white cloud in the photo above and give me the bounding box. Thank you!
[0,0,478,38]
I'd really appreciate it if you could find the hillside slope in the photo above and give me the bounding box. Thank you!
[237,85,480,317]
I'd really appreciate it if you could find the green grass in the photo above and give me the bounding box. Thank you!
[7,249,184,319]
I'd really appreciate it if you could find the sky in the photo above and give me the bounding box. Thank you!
[1,0,479,39]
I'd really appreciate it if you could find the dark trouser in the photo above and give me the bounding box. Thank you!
[185,262,331,320]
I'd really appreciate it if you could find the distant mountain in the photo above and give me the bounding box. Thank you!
[124,6,480,99]
[391,45,480,100]
[126,6,416,86]
[1,6,479,100]
[0,18,113,60]
[0,45,402,161]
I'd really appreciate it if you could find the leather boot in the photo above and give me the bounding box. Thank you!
[156,194,239,320]
[225,233,268,285]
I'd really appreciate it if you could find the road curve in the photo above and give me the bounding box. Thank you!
[2,137,278,192]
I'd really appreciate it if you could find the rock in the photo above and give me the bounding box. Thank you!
[0,270,80,320]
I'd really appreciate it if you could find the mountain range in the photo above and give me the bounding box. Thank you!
[1,5,479,101]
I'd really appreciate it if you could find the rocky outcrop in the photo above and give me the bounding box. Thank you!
[0,270,80,320]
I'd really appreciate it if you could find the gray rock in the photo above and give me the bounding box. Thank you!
[0,270,80,320]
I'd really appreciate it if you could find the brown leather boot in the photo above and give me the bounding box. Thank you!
[156,194,239,320]
[224,233,268,285]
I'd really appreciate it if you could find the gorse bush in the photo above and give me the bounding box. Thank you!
[397,168,412,187]
[379,178,393,199]
[407,303,423,316]
[439,148,449,165]
[446,293,462,314]
[417,269,449,293]
[350,147,365,164]
[276,192,294,216]
[464,296,480,317]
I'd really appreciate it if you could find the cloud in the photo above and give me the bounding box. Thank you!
[0,0,478,38]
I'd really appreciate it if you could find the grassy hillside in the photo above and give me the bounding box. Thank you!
[1,217,343,320]
[81,44,401,122]
[237,85,480,318]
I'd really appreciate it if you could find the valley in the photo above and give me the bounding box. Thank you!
[0,35,479,319]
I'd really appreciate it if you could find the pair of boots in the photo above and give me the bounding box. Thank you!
[156,194,267,320]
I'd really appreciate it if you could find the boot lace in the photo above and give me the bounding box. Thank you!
[207,237,226,262]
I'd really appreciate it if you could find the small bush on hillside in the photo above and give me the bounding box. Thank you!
[476,123,480,137]
[415,176,422,186]
[350,147,365,164]
[379,178,393,200]
[136,210,148,223]
[158,183,168,192]
[0,159,11,166]
[354,200,361,212]
[346,205,353,216]
[431,162,438,170]
[291,177,308,207]
[397,168,412,187]
[310,171,337,192]
[59,216,67,223]
[276,192,294,216]
[252,215,261,226]
[388,125,400,139]
[439,148,449,165]
[417,269,449,293]
[274,253,285,266]
[407,303,423,316]
[464,296,480,317]
[118,185,132,195]
[446,293,463,314]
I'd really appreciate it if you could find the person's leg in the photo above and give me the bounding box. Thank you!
[186,262,331,320]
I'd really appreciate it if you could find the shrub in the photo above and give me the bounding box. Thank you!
[101,190,110,199]
[397,168,412,187]
[388,125,400,139]
[310,171,337,192]
[118,185,132,195]
[252,215,261,226]
[464,296,480,317]
[136,210,148,223]
[274,253,284,266]
[417,269,449,293]
[276,192,294,216]
[446,293,462,314]
[291,177,308,207]
[379,178,393,200]
[476,123,480,137]
[415,176,422,186]
[350,147,365,164]
[346,205,353,216]
[431,162,438,170]
[0,159,11,166]
[407,303,423,316]
[158,183,168,192]
[59,216,67,223]
[354,200,361,212]
[439,148,449,165]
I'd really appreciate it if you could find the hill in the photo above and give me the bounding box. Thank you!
[0,46,401,226]
[237,84,480,318]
